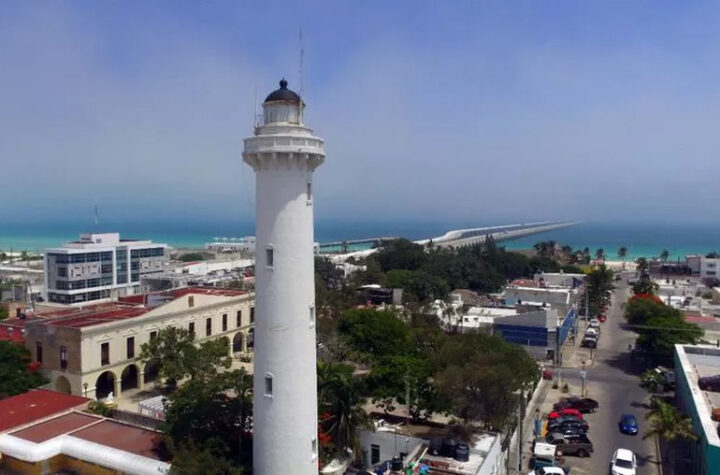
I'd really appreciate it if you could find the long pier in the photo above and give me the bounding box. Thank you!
[327,221,578,262]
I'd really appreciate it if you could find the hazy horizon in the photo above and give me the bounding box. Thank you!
[4,2,720,224]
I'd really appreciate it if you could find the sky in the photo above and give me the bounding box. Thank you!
[2,1,720,226]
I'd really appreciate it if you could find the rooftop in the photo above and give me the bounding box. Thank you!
[0,389,89,432]
[675,344,720,448]
[0,410,169,474]
[35,286,248,329]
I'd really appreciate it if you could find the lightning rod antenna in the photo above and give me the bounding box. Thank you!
[299,28,304,98]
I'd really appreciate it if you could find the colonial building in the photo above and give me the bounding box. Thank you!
[24,287,255,399]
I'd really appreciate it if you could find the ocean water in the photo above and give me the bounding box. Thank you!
[1,220,719,260]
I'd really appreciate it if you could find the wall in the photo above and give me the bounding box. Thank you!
[358,429,424,468]
[49,454,116,475]
[1,456,40,475]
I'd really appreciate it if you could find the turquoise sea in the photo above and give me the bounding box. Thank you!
[1,220,719,260]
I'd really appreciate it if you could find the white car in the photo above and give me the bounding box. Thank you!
[589,319,601,328]
[529,467,565,475]
[585,327,599,337]
[610,448,637,475]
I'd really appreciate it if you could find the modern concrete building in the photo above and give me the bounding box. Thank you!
[44,233,168,305]
[674,344,720,474]
[24,287,254,400]
[243,78,325,475]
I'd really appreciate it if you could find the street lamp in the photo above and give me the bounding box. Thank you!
[83,382,88,397]
[580,361,586,397]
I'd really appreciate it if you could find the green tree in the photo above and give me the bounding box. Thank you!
[169,439,245,475]
[0,307,8,320]
[659,249,670,263]
[317,361,371,461]
[0,342,48,399]
[337,309,412,361]
[624,297,703,364]
[177,252,212,262]
[384,269,449,303]
[595,248,605,262]
[374,239,427,272]
[618,247,628,269]
[580,265,614,316]
[163,369,253,470]
[139,327,231,393]
[632,276,659,296]
[644,398,696,466]
[435,333,538,431]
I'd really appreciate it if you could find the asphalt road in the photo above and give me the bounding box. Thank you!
[561,279,660,475]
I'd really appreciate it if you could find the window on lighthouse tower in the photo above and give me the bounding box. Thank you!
[266,247,274,268]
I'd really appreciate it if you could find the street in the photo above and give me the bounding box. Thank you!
[523,278,661,474]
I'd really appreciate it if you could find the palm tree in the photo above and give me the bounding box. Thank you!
[317,361,371,461]
[618,247,628,270]
[636,257,649,275]
[595,248,605,264]
[644,398,697,469]
[659,249,670,263]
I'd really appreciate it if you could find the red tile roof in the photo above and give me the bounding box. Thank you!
[12,412,98,443]
[71,419,165,460]
[38,303,148,329]
[118,286,246,305]
[0,389,89,432]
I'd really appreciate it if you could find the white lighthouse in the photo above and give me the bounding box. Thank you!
[243,79,325,475]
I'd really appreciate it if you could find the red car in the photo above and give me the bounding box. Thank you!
[547,408,584,420]
[598,315,607,322]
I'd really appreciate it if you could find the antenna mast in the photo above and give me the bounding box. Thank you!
[299,28,304,98]
[94,205,99,226]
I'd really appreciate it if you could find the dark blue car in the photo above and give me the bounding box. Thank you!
[619,414,639,435]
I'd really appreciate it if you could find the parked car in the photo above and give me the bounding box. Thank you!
[529,467,568,475]
[545,432,594,457]
[698,375,720,392]
[618,414,639,435]
[585,327,599,337]
[588,318,601,328]
[553,397,599,413]
[581,336,597,348]
[547,408,583,420]
[547,417,589,434]
[610,448,637,475]
[598,314,607,322]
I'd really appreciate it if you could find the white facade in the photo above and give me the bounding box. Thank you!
[25,289,255,399]
[243,79,325,475]
[44,233,167,305]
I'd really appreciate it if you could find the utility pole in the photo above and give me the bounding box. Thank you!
[581,360,587,397]
[518,387,526,473]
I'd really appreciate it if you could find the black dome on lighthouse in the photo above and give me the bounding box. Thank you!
[264,78,301,103]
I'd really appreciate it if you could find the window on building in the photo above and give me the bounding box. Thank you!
[36,342,43,363]
[206,318,212,336]
[371,444,380,464]
[266,248,274,268]
[222,314,228,332]
[250,307,255,323]
[101,342,110,366]
[309,305,315,328]
[188,295,194,308]
[236,310,242,327]
[264,374,273,396]
[311,438,318,461]
[189,322,195,338]
[307,181,313,203]
[127,337,135,359]
[149,331,157,342]
[59,346,67,370]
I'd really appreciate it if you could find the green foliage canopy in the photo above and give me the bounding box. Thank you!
[0,341,48,399]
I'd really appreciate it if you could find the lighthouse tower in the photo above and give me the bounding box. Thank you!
[243,79,325,475]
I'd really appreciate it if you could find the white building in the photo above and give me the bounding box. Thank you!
[359,420,503,475]
[44,233,167,305]
[503,285,577,316]
[205,236,256,253]
[243,79,325,475]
